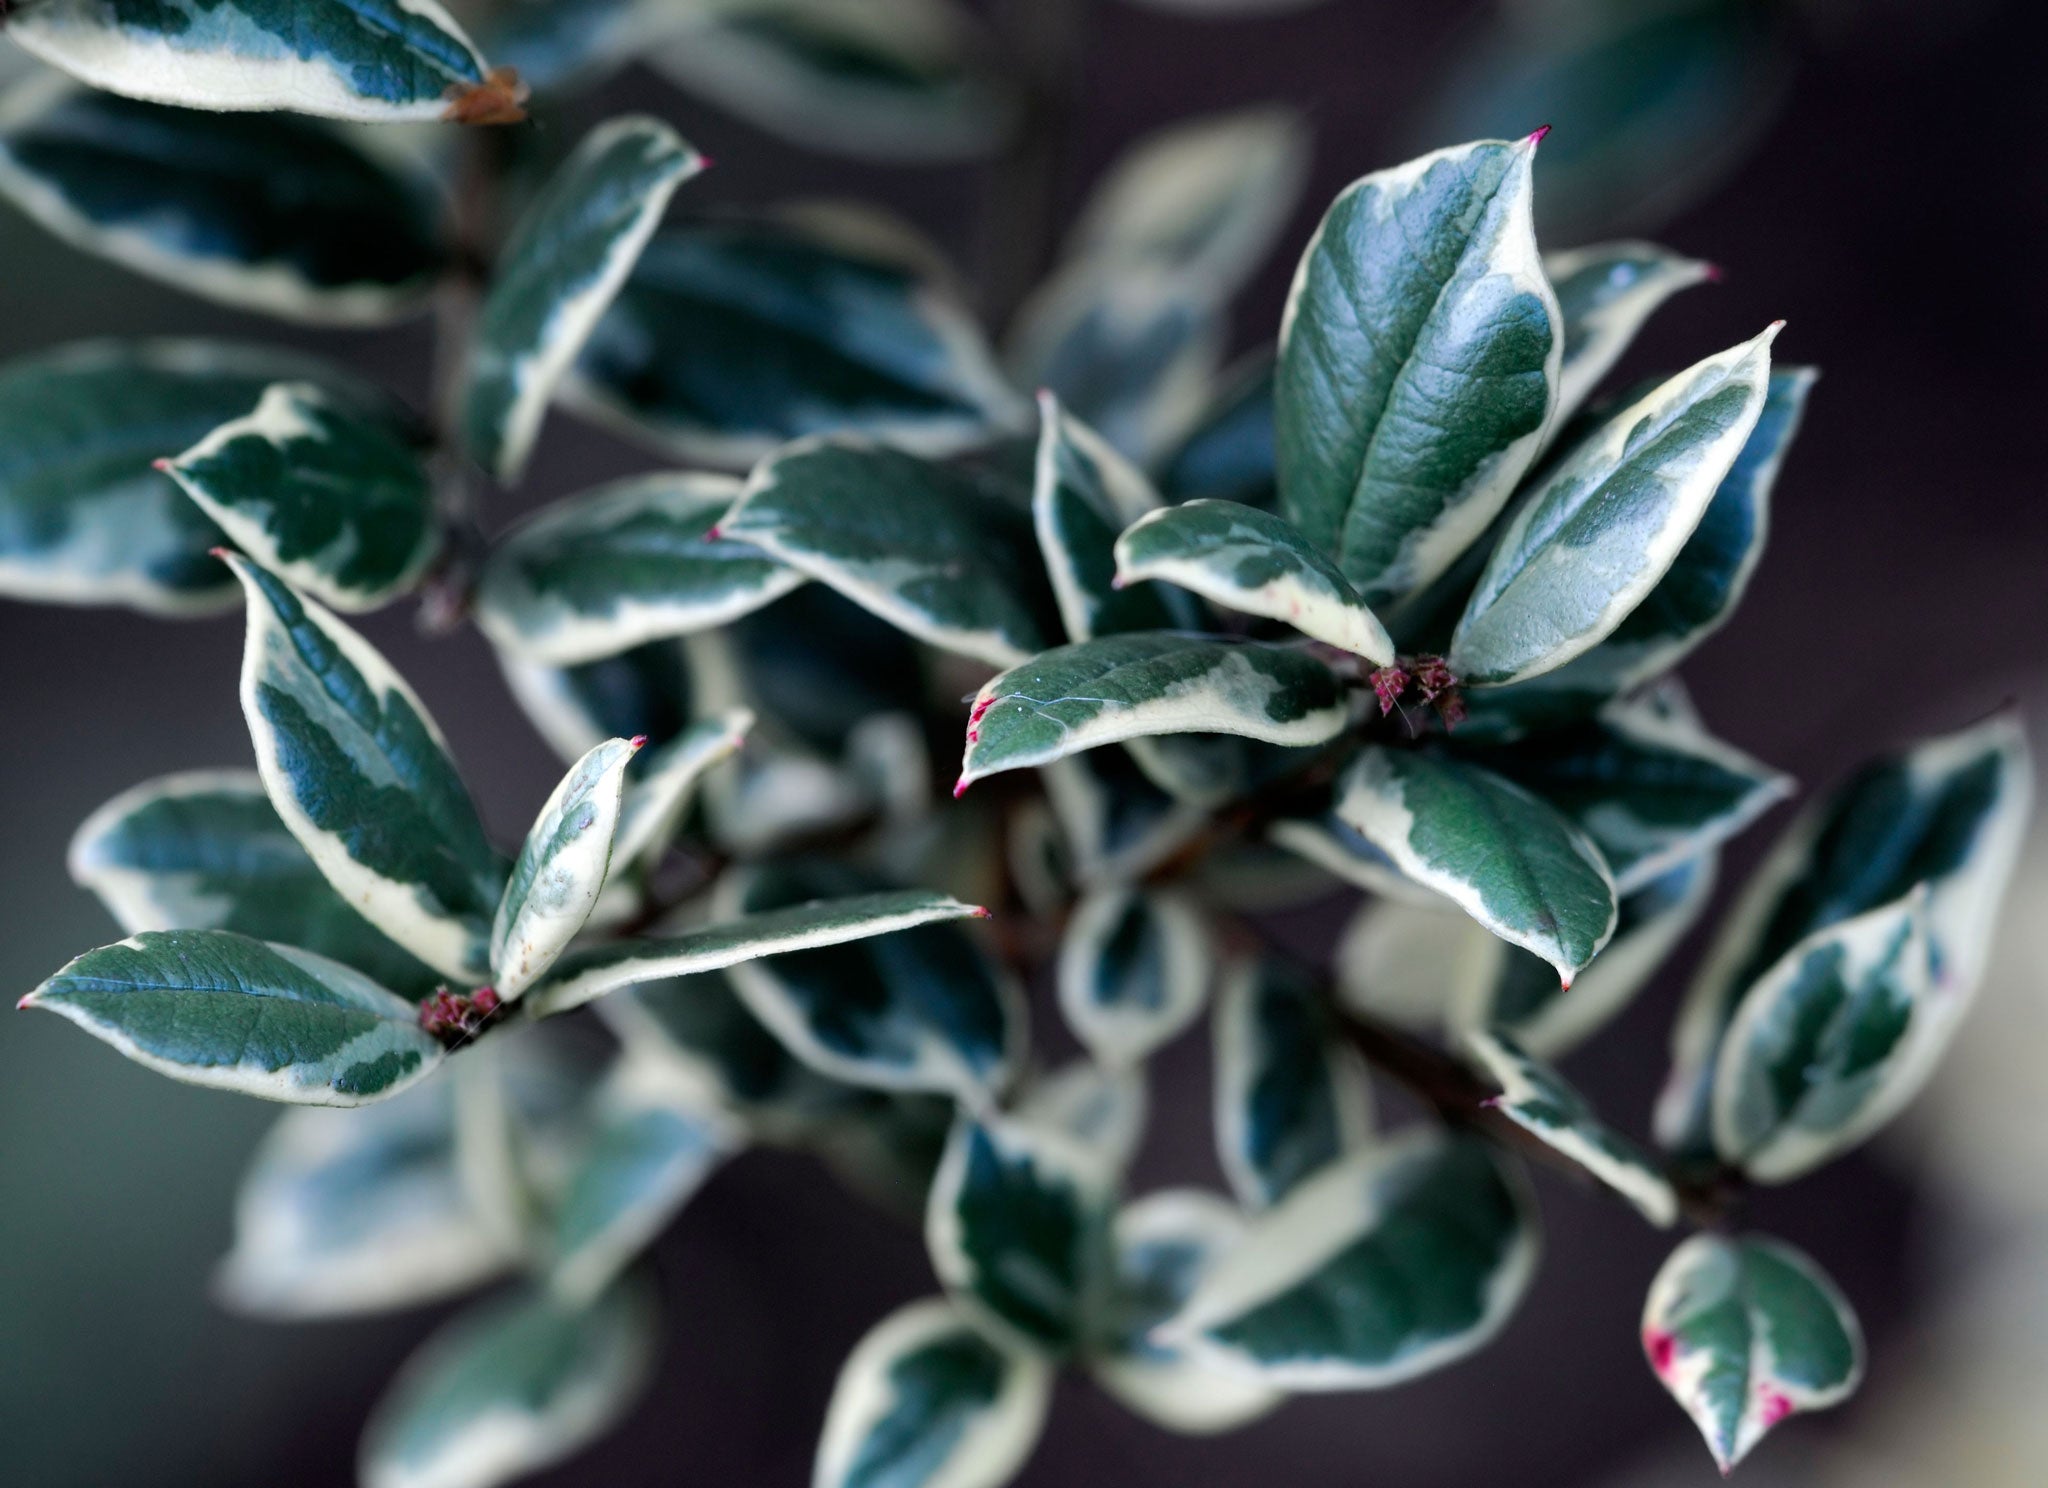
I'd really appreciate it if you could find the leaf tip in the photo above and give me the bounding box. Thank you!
[952,775,972,799]
[1525,123,1553,147]
[151,457,175,473]
[969,905,993,920]
[628,734,649,752]
[702,525,724,543]
[1703,262,1726,284]
[16,991,39,1012]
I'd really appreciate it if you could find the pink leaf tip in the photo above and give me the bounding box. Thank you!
[969,905,993,919]
[151,457,174,472]
[1526,123,1553,146]
[628,734,649,751]
[16,993,36,1011]
[209,546,233,560]
[701,525,723,543]
[952,775,971,799]
[1702,262,1726,284]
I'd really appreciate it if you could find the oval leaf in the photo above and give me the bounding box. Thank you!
[1056,885,1211,1068]
[464,116,704,483]
[1276,135,1560,605]
[1545,241,1715,427]
[22,928,442,1105]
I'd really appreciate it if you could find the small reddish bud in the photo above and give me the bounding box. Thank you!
[443,66,529,126]
[1370,665,1410,717]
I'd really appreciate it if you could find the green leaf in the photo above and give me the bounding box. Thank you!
[527,887,988,1017]
[1213,955,1373,1209]
[0,79,445,323]
[566,220,1021,468]
[9,0,497,125]
[1657,714,2032,1160]
[650,0,1012,164]
[492,737,641,998]
[1467,1029,1677,1226]
[719,438,1058,668]
[165,381,438,612]
[1032,391,1194,642]
[229,557,506,983]
[216,1083,515,1317]
[956,633,1347,792]
[360,1280,656,1488]
[0,339,377,614]
[1017,1059,1150,1179]
[1521,366,1817,701]
[926,1111,1119,1355]
[1092,1190,1282,1435]
[1450,324,1780,685]
[498,638,694,767]
[1169,1129,1538,1388]
[1545,241,1715,427]
[548,1054,736,1303]
[1042,747,1207,888]
[1276,135,1560,605]
[715,861,1017,1100]
[464,116,704,483]
[476,473,801,666]
[1056,886,1211,1068]
[1643,1234,1862,1473]
[1466,700,1791,894]
[489,0,698,92]
[814,1297,1052,1488]
[1114,499,1396,662]
[1332,746,1617,985]
[1267,805,1441,906]
[607,709,754,879]
[22,928,442,1105]
[1060,106,1310,297]
[1157,354,1277,509]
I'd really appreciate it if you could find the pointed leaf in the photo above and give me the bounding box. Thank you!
[1468,1029,1677,1226]
[22,929,442,1105]
[719,437,1058,668]
[497,638,693,767]
[1642,1235,1862,1473]
[566,220,1021,468]
[1213,955,1373,1209]
[492,737,641,998]
[476,472,800,665]
[1170,1129,1538,1388]
[608,709,753,876]
[927,1111,1119,1354]
[166,382,437,611]
[1056,885,1210,1068]
[464,116,704,482]
[1017,1060,1149,1179]
[1332,746,1617,985]
[1450,325,1779,685]
[957,633,1347,791]
[813,1297,1052,1488]
[10,0,498,125]
[1092,1190,1283,1435]
[1276,136,1560,605]
[1115,499,1395,662]
[229,557,505,982]
[360,1281,656,1488]
[1545,241,1715,427]
[0,80,445,323]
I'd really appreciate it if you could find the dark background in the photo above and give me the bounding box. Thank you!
[1,1,2044,1484]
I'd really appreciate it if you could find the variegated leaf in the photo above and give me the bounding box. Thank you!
[566,221,1021,469]
[489,0,698,92]
[1643,1235,1862,1473]
[1331,746,1617,986]
[528,887,987,1018]
[0,78,445,323]
[492,737,641,999]
[1042,746,1208,888]
[476,473,800,666]
[1468,1029,1677,1226]
[927,1111,1119,1355]
[166,381,438,612]
[813,1297,1052,1488]
[608,709,753,878]
[1213,955,1373,1208]
[1091,1190,1282,1434]
[1169,1129,1538,1388]
[1056,885,1210,1068]
[716,861,1017,1100]
[1451,325,1780,685]
[497,639,694,767]
[22,929,442,1105]
[1033,391,1192,642]
[1114,498,1396,662]
[360,1280,656,1488]
[229,557,505,983]
[548,1054,737,1303]
[1277,135,1560,605]
[1658,714,2032,1162]
[718,437,1058,668]
[68,769,442,999]
[1266,806,1442,906]
[1466,700,1790,894]
[651,0,1012,164]
[1157,354,1277,509]
[216,1082,514,1317]
[9,0,502,125]
[956,633,1348,792]
[464,116,704,483]
[1545,241,1715,427]
[1017,1060,1149,1180]
[0,339,375,614]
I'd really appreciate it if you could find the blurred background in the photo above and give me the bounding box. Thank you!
[1,0,2044,1483]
